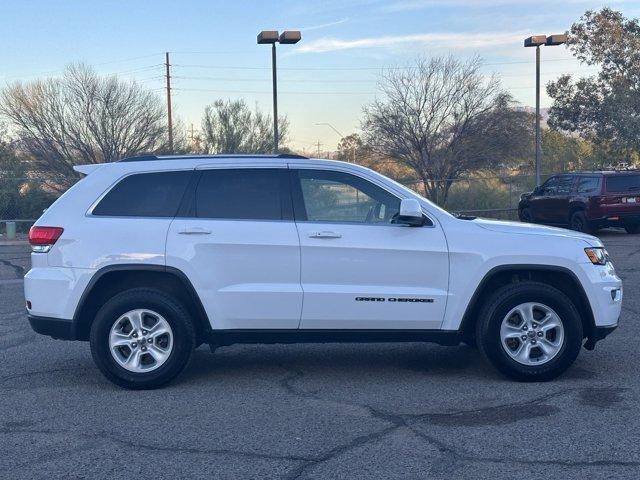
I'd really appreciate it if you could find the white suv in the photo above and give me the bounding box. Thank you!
[25,154,622,389]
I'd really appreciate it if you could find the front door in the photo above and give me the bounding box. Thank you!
[291,168,449,330]
[166,167,302,330]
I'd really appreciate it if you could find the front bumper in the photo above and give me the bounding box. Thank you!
[584,324,618,350]
[28,315,76,340]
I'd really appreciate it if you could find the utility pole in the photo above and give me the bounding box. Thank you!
[316,140,322,157]
[165,52,174,153]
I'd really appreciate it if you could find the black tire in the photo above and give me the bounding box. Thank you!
[569,210,592,233]
[519,207,534,223]
[90,288,196,389]
[624,223,640,234]
[476,281,583,382]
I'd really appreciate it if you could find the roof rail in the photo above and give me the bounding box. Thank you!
[277,153,308,159]
[117,155,159,162]
[116,153,309,162]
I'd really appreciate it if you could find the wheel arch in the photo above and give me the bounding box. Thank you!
[72,264,211,342]
[458,265,596,343]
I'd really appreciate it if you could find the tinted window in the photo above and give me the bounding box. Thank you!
[555,176,575,194]
[576,177,601,194]
[195,169,288,220]
[540,176,559,195]
[93,171,191,217]
[606,175,640,192]
[295,169,400,224]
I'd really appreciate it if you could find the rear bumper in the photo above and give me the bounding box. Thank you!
[28,314,76,340]
[589,212,640,227]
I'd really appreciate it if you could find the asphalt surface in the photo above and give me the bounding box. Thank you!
[1,230,639,479]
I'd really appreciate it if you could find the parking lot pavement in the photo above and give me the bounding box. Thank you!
[1,231,638,479]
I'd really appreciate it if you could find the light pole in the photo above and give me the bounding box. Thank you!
[258,30,301,154]
[524,34,567,186]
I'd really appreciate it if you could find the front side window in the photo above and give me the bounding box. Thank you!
[93,170,192,217]
[294,169,400,224]
[540,176,559,195]
[195,168,289,220]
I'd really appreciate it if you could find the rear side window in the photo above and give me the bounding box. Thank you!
[576,177,601,194]
[606,175,640,193]
[93,171,192,217]
[194,169,289,220]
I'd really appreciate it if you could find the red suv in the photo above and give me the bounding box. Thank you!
[518,171,640,234]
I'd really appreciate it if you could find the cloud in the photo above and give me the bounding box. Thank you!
[296,32,526,53]
[297,18,350,32]
[380,0,626,12]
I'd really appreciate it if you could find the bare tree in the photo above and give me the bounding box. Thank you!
[0,64,171,191]
[362,56,532,204]
[201,99,289,154]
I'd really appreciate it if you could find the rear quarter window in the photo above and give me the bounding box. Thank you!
[93,171,192,217]
[605,175,640,193]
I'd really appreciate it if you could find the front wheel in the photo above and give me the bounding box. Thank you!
[570,211,592,233]
[90,288,196,389]
[476,282,583,381]
[519,207,534,223]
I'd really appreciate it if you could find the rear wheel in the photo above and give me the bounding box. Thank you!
[624,223,640,234]
[90,288,196,389]
[570,211,592,233]
[476,282,583,381]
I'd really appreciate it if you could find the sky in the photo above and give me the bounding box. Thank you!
[2,0,640,153]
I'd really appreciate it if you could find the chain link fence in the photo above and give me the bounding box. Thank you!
[0,171,540,239]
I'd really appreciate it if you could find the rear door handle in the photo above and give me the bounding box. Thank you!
[308,231,342,239]
[179,227,212,235]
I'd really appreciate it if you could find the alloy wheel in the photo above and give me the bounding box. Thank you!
[499,302,565,366]
[109,309,174,373]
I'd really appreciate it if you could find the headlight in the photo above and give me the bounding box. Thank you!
[585,247,609,265]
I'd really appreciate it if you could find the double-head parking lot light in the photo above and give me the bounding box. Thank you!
[258,30,301,154]
[525,33,567,186]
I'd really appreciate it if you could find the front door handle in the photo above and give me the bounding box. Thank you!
[308,231,342,239]
[179,227,212,235]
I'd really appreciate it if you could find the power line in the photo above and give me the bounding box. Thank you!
[172,58,577,72]
[173,87,378,95]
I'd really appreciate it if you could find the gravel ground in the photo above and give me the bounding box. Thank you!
[0,230,638,479]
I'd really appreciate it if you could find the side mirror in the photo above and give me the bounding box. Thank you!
[533,186,543,195]
[398,199,424,226]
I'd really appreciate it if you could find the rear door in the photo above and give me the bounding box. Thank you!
[166,166,302,330]
[291,167,449,330]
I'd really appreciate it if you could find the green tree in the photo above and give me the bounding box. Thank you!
[547,8,640,166]
[201,99,289,154]
[0,127,56,221]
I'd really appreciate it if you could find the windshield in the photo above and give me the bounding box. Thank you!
[606,175,640,192]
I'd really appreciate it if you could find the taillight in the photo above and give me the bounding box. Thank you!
[28,226,64,253]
